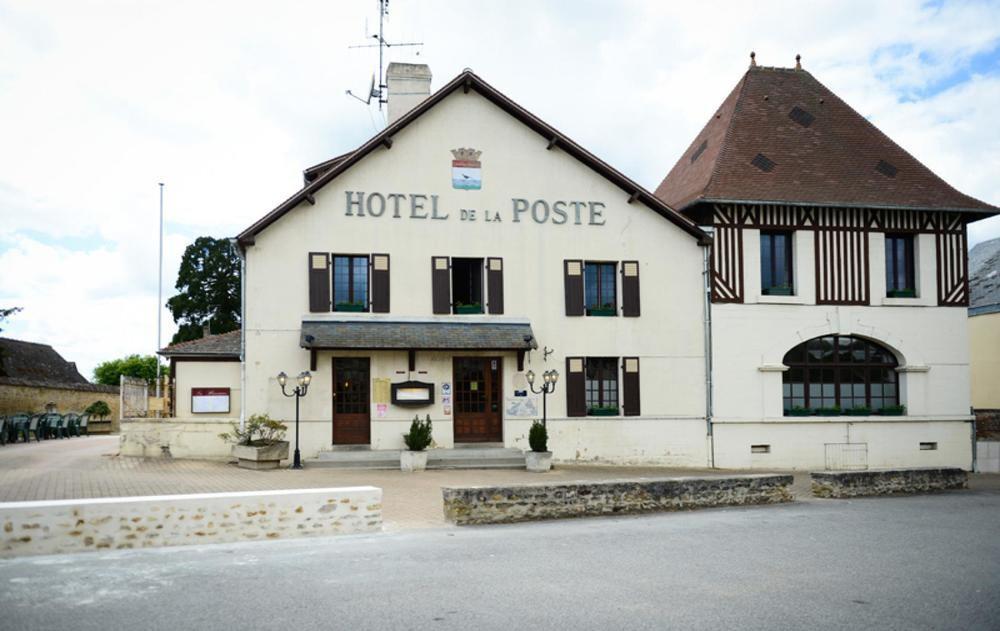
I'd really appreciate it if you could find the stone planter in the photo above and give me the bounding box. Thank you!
[526,451,553,472]
[400,450,428,472]
[232,441,289,470]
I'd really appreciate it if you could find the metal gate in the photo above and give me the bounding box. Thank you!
[824,443,869,471]
[120,376,149,419]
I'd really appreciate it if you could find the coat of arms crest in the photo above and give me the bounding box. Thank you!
[451,148,482,190]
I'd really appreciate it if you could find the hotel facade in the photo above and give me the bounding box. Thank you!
[151,60,997,470]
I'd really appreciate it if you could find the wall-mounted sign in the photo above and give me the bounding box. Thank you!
[191,387,230,414]
[391,380,435,407]
[451,147,482,190]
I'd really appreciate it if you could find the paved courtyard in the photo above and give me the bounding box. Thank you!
[1,437,996,531]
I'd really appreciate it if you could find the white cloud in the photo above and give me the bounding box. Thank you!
[1,0,998,377]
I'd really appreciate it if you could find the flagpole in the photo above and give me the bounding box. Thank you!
[156,182,164,404]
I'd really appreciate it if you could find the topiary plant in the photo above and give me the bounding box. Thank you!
[85,400,111,419]
[403,414,433,451]
[529,420,548,453]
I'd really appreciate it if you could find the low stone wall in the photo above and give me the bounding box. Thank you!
[442,475,793,525]
[810,468,968,498]
[0,486,382,558]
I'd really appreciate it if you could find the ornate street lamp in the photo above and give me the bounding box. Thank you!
[278,370,311,469]
[525,369,559,429]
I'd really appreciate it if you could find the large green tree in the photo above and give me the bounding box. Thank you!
[93,354,165,385]
[0,306,22,333]
[167,236,241,345]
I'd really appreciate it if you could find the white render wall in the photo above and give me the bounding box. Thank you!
[710,225,973,470]
[173,360,241,418]
[242,89,710,465]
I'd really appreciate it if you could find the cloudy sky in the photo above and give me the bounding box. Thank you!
[1,0,999,379]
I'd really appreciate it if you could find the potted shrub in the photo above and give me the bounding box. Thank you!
[218,414,289,470]
[400,414,433,472]
[525,420,552,472]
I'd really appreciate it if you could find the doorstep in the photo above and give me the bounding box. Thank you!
[307,447,526,470]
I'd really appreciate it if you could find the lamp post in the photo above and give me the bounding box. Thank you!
[525,369,559,429]
[278,370,311,469]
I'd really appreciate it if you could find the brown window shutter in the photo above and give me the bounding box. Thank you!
[487,257,504,314]
[308,252,330,312]
[371,253,390,313]
[432,256,451,314]
[621,261,640,317]
[564,260,584,316]
[565,356,587,417]
[622,357,640,416]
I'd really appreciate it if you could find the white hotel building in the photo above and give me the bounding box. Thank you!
[151,60,996,470]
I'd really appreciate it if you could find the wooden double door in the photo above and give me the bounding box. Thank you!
[453,357,503,443]
[332,357,370,445]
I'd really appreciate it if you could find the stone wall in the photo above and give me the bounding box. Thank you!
[810,468,968,498]
[0,486,382,558]
[975,409,1000,439]
[0,378,120,434]
[441,475,793,525]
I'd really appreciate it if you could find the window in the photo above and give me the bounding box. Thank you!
[885,234,916,297]
[584,262,617,316]
[332,255,368,311]
[451,258,483,314]
[761,231,794,295]
[782,336,899,414]
[585,357,618,415]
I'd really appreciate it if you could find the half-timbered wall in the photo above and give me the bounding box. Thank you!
[709,203,970,306]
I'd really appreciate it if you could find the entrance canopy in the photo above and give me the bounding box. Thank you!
[300,320,538,352]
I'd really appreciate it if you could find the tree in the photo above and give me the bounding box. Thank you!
[93,354,165,386]
[0,306,22,334]
[167,237,241,345]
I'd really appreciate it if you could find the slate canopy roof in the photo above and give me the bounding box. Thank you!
[300,321,537,351]
[655,59,999,217]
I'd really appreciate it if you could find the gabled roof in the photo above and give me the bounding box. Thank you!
[655,63,998,215]
[238,70,710,246]
[303,152,351,184]
[158,330,241,358]
[0,337,89,385]
[970,238,1000,316]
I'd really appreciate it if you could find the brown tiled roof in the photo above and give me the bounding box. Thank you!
[0,337,89,385]
[655,65,998,215]
[301,320,537,351]
[159,330,241,358]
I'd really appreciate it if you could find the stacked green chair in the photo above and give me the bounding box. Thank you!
[23,414,43,442]
[63,413,80,437]
[43,413,65,439]
[77,413,89,436]
[8,414,29,442]
[0,416,7,445]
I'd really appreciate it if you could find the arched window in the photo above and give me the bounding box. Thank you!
[783,336,899,414]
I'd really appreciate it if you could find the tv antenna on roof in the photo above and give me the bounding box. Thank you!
[346,0,423,110]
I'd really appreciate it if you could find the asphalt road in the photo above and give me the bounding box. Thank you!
[2,491,999,631]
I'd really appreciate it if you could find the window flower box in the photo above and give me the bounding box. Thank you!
[586,306,616,317]
[587,406,619,416]
[814,407,842,416]
[455,303,483,314]
[334,302,367,312]
[763,285,794,296]
[878,405,906,416]
[786,407,812,417]
[886,289,916,298]
[848,406,871,416]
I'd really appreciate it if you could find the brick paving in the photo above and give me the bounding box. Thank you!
[1,437,994,530]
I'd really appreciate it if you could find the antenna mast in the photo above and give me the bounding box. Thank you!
[346,0,423,110]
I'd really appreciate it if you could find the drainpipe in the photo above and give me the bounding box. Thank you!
[701,239,715,468]
[231,238,247,431]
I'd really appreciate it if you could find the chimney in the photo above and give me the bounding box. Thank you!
[386,63,432,125]
[202,322,212,338]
